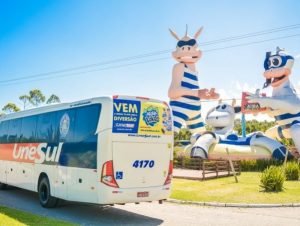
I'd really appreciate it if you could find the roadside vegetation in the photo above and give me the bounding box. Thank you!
[0,205,76,226]
[171,172,300,204]
[172,120,300,203]
[173,135,299,203]
[260,166,286,192]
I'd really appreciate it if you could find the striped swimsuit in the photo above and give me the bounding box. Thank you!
[271,81,300,138]
[170,65,205,134]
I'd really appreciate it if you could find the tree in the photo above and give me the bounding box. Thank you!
[19,95,31,110]
[46,94,61,104]
[174,128,192,143]
[234,119,276,135]
[29,89,46,107]
[2,103,20,113]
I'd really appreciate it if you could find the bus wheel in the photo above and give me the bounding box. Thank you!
[0,182,7,190]
[38,177,58,208]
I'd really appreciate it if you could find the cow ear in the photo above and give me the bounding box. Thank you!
[234,106,241,113]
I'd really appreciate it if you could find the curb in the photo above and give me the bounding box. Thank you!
[167,199,300,208]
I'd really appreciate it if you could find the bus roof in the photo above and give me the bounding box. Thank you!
[0,95,169,122]
[0,96,111,122]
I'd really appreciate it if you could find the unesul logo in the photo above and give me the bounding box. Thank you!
[142,106,159,127]
[12,143,63,164]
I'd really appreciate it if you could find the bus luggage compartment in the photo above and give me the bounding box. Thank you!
[112,142,171,189]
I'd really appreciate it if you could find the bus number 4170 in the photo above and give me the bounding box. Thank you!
[132,160,155,168]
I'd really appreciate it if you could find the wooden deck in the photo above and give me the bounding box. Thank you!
[173,158,241,180]
[173,168,238,180]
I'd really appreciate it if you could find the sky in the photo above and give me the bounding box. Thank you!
[1,0,300,121]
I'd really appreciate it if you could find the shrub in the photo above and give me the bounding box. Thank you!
[241,159,283,172]
[174,156,202,170]
[284,162,300,181]
[173,146,191,159]
[260,166,285,192]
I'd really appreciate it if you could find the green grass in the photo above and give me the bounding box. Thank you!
[0,205,76,226]
[171,172,300,204]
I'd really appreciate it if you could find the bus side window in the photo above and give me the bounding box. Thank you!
[7,119,22,143]
[0,121,9,144]
[74,104,101,142]
[20,116,37,143]
[36,113,57,143]
[55,109,75,143]
[58,104,101,169]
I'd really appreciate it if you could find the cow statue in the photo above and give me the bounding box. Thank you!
[168,26,219,135]
[247,47,300,155]
[190,100,289,160]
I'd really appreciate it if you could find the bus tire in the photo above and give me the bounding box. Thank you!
[38,177,58,208]
[0,182,7,190]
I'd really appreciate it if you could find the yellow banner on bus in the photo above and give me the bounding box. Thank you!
[138,102,172,136]
[112,98,172,136]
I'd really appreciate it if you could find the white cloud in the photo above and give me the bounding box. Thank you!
[234,81,260,93]
[235,81,242,91]
[218,88,237,99]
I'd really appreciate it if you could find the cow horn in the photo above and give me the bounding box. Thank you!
[169,28,180,41]
[194,27,203,39]
[231,99,236,107]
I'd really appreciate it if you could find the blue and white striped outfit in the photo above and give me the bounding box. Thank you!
[271,81,300,138]
[170,65,205,134]
[275,112,300,132]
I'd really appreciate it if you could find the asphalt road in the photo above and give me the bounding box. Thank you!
[1,187,300,226]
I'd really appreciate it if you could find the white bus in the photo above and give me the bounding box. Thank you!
[0,96,173,208]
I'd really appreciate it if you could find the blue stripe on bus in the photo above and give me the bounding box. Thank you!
[188,122,205,129]
[183,72,198,81]
[181,81,199,89]
[275,112,300,121]
[170,101,201,111]
[173,111,189,120]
